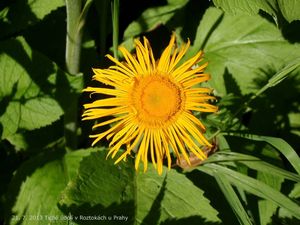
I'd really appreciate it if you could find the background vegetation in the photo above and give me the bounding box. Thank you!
[1,0,300,224]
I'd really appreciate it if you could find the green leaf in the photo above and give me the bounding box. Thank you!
[257,172,283,225]
[278,0,300,23]
[212,0,300,23]
[59,150,220,224]
[187,7,300,95]
[123,0,188,39]
[4,148,94,225]
[214,173,253,225]
[199,163,300,219]
[0,37,68,140]
[137,165,220,224]
[225,133,300,175]
[59,150,135,224]
[205,152,300,182]
[0,0,65,38]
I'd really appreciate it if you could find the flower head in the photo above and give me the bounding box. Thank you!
[82,34,218,174]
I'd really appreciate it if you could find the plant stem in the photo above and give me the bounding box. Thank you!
[65,0,83,75]
[111,0,119,59]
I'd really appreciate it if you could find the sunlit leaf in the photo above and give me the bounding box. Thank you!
[4,148,95,225]
[0,37,82,142]
[59,151,220,224]
[212,0,300,23]
[136,165,220,224]
[186,7,300,95]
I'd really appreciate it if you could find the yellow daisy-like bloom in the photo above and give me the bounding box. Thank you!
[82,34,218,174]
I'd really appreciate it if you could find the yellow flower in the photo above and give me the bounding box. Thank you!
[82,34,218,174]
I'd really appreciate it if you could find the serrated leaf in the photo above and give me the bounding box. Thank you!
[136,165,220,224]
[186,7,300,95]
[0,37,69,139]
[4,148,94,225]
[212,0,300,23]
[59,150,220,224]
[0,0,65,38]
[59,150,135,224]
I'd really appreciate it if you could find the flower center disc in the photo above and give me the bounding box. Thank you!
[132,75,184,126]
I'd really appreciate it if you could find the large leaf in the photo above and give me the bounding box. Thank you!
[186,7,300,95]
[0,0,65,38]
[59,150,220,224]
[4,148,95,225]
[212,0,300,23]
[60,151,135,208]
[0,37,70,140]
[136,165,220,224]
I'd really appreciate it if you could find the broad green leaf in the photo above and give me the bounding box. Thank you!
[60,151,220,224]
[187,7,300,95]
[0,37,68,140]
[199,163,300,219]
[0,0,65,38]
[212,0,300,23]
[214,173,253,225]
[278,0,300,23]
[136,165,220,224]
[123,0,188,39]
[60,151,135,224]
[4,148,94,225]
[225,133,300,175]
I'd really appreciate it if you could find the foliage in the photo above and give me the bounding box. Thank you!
[1,0,300,225]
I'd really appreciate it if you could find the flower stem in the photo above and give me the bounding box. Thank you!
[64,0,92,150]
[65,0,83,75]
[111,0,119,59]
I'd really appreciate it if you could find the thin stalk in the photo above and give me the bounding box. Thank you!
[111,0,119,59]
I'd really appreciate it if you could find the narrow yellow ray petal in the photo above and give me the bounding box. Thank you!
[92,115,127,129]
[106,54,136,76]
[173,51,203,79]
[169,125,190,164]
[83,87,126,96]
[143,37,156,70]
[83,98,127,109]
[157,34,175,72]
[119,46,144,75]
[167,40,190,73]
